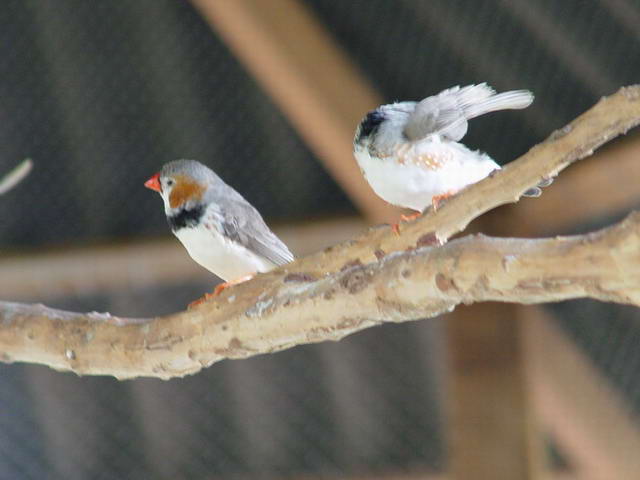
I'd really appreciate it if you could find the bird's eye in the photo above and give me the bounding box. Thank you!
[166,179,174,187]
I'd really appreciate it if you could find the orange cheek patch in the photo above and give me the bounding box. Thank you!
[169,175,205,209]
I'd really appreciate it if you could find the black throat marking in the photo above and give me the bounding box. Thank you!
[167,204,205,231]
[356,110,385,143]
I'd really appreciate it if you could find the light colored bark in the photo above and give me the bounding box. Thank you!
[1,85,640,379]
[2,210,640,379]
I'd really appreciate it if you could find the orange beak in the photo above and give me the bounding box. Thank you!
[144,173,161,192]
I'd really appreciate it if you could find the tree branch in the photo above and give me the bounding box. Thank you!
[0,158,32,195]
[2,212,640,379]
[1,85,640,379]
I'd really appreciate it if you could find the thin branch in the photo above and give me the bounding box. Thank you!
[1,86,640,379]
[0,158,32,195]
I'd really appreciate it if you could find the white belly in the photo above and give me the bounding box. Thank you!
[356,138,499,212]
[174,226,276,281]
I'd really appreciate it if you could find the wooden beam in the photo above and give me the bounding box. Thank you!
[190,0,398,222]
[192,0,640,230]
[445,303,546,479]
[0,216,366,300]
[523,307,640,480]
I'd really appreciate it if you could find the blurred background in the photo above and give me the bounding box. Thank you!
[1,0,639,479]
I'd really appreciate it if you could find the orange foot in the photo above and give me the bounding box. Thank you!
[400,211,421,222]
[431,190,457,211]
[188,274,254,308]
[391,211,422,235]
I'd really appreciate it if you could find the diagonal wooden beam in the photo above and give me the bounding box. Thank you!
[445,303,546,480]
[190,0,397,222]
[523,307,640,480]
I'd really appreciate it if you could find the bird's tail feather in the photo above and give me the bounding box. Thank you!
[463,90,534,119]
[451,83,496,104]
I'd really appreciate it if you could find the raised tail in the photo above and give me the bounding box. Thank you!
[462,88,534,120]
[404,83,534,142]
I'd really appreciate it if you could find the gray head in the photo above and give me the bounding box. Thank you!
[159,159,219,183]
[145,159,236,217]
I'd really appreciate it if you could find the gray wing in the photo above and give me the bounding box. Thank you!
[403,84,533,142]
[220,198,294,267]
[403,88,473,141]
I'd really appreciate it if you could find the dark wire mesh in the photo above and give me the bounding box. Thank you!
[0,0,351,248]
[0,281,445,479]
[1,0,640,478]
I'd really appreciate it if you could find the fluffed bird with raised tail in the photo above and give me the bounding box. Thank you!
[354,83,547,219]
[145,159,294,304]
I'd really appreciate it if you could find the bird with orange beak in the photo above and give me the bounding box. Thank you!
[144,159,294,304]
